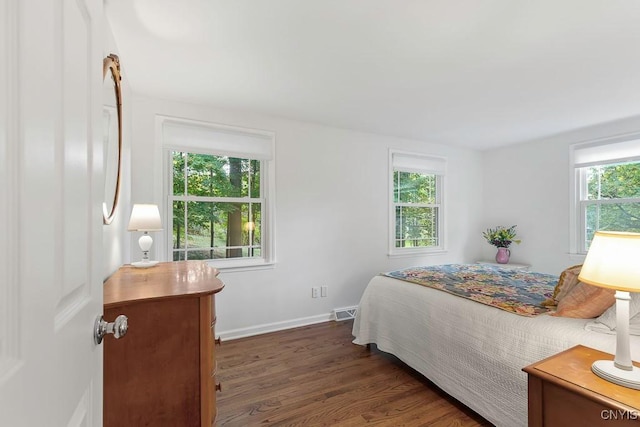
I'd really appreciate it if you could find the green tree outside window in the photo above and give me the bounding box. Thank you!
[171,151,262,261]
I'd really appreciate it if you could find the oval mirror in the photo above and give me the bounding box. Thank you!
[102,54,123,225]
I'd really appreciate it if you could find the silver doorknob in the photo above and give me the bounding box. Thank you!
[94,314,128,345]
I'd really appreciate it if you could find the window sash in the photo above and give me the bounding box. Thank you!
[394,205,440,248]
[580,197,640,205]
[578,198,640,252]
[171,195,263,204]
[394,202,441,208]
[169,198,263,260]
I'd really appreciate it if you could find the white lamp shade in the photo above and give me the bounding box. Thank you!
[127,204,162,232]
[578,231,640,292]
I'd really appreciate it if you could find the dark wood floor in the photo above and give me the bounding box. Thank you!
[216,320,493,426]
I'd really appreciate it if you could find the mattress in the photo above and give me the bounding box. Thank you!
[351,274,640,427]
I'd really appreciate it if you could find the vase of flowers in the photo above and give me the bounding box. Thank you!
[495,247,510,264]
[483,225,521,264]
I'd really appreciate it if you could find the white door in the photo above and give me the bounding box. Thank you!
[0,0,104,425]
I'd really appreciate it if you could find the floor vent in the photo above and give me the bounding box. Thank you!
[333,306,357,321]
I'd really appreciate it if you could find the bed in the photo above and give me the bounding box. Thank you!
[351,264,640,427]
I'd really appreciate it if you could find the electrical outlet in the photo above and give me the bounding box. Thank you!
[321,286,327,297]
[312,287,319,298]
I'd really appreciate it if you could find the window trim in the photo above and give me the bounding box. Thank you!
[388,149,446,256]
[570,132,640,254]
[159,116,276,271]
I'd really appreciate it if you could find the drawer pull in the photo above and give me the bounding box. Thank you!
[215,337,222,346]
[215,382,222,392]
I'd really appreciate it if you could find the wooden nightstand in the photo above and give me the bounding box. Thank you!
[476,261,531,271]
[523,345,640,426]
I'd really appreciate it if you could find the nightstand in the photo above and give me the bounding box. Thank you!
[523,345,640,427]
[476,261,531,271]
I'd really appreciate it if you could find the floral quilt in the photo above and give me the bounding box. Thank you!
[383,263,558,316]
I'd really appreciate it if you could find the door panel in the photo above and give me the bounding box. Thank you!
[0,0,104,425]
[58,0,91,324]
[68,387,94,427]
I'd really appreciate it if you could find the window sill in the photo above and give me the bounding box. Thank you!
[387,249,447,258]
[206,259,276,273]
[567,252,587,262]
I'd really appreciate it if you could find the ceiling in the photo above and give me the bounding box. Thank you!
[105,0,640,151]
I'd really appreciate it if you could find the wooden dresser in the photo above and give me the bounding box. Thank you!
[523,345,640,426]
[103,261,224,427]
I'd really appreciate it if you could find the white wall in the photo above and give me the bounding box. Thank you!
[130,96,484,338]
[481,116,640,275]
[101,19,131,279]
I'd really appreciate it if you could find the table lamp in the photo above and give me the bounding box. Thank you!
[128,204,162,268]
[578,230,640,390]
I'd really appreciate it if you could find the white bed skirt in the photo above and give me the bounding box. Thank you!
[352,275,640,427]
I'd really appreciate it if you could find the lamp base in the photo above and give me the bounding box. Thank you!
[592,360,640,390]
[131,260,159,269]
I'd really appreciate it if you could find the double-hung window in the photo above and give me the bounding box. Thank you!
[389,150,446,254]
[571,138,640,253]
[162,117,275,269]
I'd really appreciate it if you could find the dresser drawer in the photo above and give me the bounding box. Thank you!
[542,382,638,427]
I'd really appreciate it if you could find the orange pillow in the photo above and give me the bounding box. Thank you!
[553,282,615,318]
[542,264,582,307]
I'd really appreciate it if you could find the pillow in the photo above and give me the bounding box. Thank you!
[585,315,640,336]
[542,264,583,307]
[588,292,640,333]
[553,282,615,318]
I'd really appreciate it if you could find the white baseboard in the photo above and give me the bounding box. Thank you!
[218,313,334,341]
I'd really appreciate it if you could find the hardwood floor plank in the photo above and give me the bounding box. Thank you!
[217,321,493,426]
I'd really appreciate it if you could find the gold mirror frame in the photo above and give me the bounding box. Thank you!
[102,53,123,225]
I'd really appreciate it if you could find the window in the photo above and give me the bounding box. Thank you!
[572,138,640,253]
[171,152,262,261]
[389,150,445,254]
[162,117,274,268]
